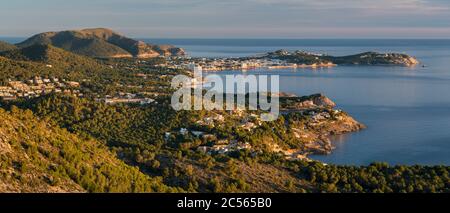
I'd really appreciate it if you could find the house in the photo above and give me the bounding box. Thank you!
[139,98,155,105]
[312,112,331,121]
[179,128,188,135]
[191,131,205,137]
[241,122,256,131]
[197,146,210,153]
[202,117,215,127]
[216,140,229,145]
[2,96,16,101]
[67,81,80,87]
[212,145,229,154]
[164,132,172,140]
[213,114,225,122]
[237,142,252,150]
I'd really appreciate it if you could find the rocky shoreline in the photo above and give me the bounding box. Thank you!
[278,94,366,160]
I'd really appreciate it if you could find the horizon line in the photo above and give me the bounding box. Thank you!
[2,36,450,40]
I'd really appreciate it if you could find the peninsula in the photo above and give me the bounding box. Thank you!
[164,49,419,71]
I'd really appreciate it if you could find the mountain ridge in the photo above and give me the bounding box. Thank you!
[17,28,185,58]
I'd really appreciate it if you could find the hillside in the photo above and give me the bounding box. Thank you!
[17,28,185,58]
[325,52,420,66]
[0,107,176,192]
[0,44,104,69]
[10,94,448,193]
[266,50,419,66]
[0,41,17,53]
[0,56,55,82]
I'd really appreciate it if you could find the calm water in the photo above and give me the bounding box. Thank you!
[146,39,450,166]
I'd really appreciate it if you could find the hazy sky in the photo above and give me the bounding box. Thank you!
[1,0,449,38]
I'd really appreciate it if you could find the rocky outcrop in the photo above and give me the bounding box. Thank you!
[281,93,336,110]
[288,108,366,156]
[154,44,186,57]
[309,94,336,108]
[281,94,365,158]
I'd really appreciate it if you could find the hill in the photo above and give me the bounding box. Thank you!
[0,44,108,82]
[0,41,17,53]
[0,106,176,192]
[17,28,185,58]
[266,50,419,66]
[0,44,103,69]
[0,56,55,82]
[325,52,420,66]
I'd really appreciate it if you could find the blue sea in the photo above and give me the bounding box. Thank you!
[146,38,450,166]
[3,37,450,166]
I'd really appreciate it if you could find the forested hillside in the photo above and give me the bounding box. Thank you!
[3,94,446,193]
[0,106,177,192]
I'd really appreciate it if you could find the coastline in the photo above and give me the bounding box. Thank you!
[201,62,337,72]
[274,94,367,162]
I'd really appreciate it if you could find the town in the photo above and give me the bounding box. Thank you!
[163,110,261,155]
[0,76,156,105]
[0,76,82,100]
[159,51,336,72]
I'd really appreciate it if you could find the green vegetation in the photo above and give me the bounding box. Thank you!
[0,42,444,193]
[267,50,331,65]
[0,107,177,192]
[297,161,450,193]
[0,56,55,83]
[0,44,104,70]
[323,52,419,66]
[0,44,106,83]
[1,94,445,193]
[267,50,418,66]
[17,28,185,58]
[0,45,121,90]
[0,44,184,97]
[0,41,17,53]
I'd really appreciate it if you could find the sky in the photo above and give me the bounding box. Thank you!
[0,0,449,38]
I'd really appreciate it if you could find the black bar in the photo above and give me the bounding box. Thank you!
[0,193,448,211]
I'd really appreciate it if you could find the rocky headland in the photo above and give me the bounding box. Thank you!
[279,94,366,159]
[265,49,419,66]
